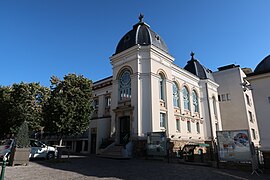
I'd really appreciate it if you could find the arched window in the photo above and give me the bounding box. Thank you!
[173,82,179,107]
[182,86,190,111]
[119,69,131,101]
[212,96,217,119]
[159,73,165,100]
[192,90,199,113]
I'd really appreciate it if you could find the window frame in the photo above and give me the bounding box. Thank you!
[159,73,165,101]
[176,119,180,132]
[119,69,131,101]
[187,121,191,133]
[251,128,256,140]
[160,112,166,128]
[246,94,250,106]
[192,90,199,113]
[182,86,190,111]
[173,82,179,108]
[212,96,218,119]
[196,122,200,134]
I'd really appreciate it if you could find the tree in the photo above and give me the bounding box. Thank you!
[0,86,13,137]
[0,83,49,138]
[43,74,93,145]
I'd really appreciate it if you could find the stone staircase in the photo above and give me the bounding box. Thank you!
[98,143,126,159]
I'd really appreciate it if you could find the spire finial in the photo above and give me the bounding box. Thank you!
[139,13,144,22]
[190,51,195,60]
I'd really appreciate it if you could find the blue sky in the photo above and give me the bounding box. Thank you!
[1,0,269,87]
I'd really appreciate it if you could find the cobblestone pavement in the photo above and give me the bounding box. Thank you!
[2,155,270,180]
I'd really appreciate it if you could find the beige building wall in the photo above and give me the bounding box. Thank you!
[213,66,260,147]
[89,77,112,153]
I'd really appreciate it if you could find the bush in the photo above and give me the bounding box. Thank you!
[16,121,30,148]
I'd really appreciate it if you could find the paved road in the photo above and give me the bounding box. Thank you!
[3,155,270,180]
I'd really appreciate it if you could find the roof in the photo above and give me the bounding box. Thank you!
[114,14,169,55]
[184,52,215,81]
[253,54,270,75]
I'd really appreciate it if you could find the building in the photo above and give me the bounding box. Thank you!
[246,54,270,169]
[212,64,260,147]
[89,15,222,158]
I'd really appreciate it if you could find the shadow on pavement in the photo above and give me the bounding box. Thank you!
[26,155,270,180]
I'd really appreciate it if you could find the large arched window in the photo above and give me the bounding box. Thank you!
[119,69,131,101]
[182,86,190,111]
[159,73,165,100]
[173,82,179,107]
[192,90,199,113]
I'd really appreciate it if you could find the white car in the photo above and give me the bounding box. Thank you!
[29,139,57,159]
[0,139,57,160]
[0,139,15,160]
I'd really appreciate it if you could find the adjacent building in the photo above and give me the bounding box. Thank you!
[246,55,270,169]
[212,64,260,147]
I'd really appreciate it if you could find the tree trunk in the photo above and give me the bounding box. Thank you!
[59,138,63,146]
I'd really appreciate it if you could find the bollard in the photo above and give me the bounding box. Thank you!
[0,155,7,180]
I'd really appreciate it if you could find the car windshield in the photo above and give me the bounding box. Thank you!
[30,140,44,147]
[0,139,12,146]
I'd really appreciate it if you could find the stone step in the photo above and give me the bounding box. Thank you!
[96,154,130,159]
[98,145,129,159]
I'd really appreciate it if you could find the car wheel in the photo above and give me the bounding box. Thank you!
[47,152,55,160]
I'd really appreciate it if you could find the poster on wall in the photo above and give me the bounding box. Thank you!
[217,130,251,162]
[147,132,167,156]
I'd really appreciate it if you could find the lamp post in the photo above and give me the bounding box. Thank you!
[0,154,8,180]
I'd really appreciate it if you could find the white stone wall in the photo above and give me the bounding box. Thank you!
[92,44,222,152]
[247,73,270,150]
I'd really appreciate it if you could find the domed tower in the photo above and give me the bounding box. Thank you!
[184,52,215,81]
[110,14,175,145]
[253,55,270,75]
[114,14,169,55]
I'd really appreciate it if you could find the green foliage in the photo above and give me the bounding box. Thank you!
[0,83,49,138]
[0,86,13,137]
[43,73,93,137]
[0,74,93,140]
[16,121,30,148]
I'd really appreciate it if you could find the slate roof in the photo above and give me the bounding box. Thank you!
[115,14,169,55]
[184,52,215,81]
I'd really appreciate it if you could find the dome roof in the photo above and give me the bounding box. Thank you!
[254,54,270,75]
[184,52,215,81]
[115,14,169,55]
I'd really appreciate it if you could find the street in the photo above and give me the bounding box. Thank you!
[3,155,269,180]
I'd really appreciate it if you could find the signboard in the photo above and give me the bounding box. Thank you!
[217,130,251,162]
[147,132,167,156]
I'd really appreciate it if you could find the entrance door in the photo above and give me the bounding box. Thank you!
[76,140,82,153]
[119,116,130,144]
[90,133,97,154]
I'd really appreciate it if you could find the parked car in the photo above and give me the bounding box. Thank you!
[0,139,15,160]
[29,139,57,160]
